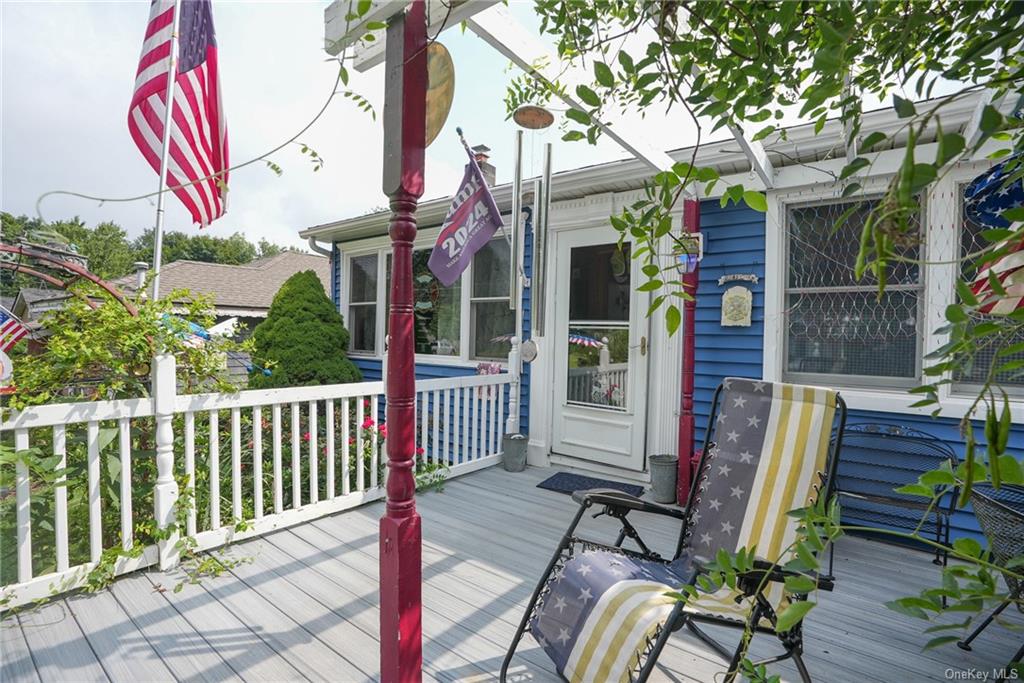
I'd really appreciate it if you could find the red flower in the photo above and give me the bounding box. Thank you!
[348,436,356,445]
[379,423,388,439]
[303,431,311,441]
[362,417,375,430]
[416,447,425,456]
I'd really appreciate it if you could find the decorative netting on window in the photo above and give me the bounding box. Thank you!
[784,198,923,382]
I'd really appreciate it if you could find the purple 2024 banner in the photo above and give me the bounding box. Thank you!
[427,147,504,287]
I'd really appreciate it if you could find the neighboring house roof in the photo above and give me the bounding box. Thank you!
[114,251,330,317]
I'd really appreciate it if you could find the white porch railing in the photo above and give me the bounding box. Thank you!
[0,349,518,610]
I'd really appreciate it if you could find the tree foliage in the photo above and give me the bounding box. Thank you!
[250,270,361,389]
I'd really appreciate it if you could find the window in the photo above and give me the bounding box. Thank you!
[470,239,515,360]
[385,250,461,357]
[348,254,377,354]
[783,198,923,387]
[956,198,1024,391]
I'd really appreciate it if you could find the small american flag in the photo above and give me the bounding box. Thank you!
[0,307,28,352]
[129,0,228,227]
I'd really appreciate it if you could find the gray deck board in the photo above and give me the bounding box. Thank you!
[2,464,1021,682]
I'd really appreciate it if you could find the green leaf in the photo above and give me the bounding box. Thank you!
[637,280,664,292]
[920,470,956,487]
[893,96,916,118]
[952,537,983,559]
[776,601,815,633]
[562,131,586,142]
[979,105,1002,135]
[860,131,886,150]
[840,157,870,180]
[895,483,934,497]
[575,85,601,108]
[594,61,614,88]
[666,305,681,336]
[742,191,767,212]
[565,108,591,125]
[945,304,968,323]
[784,575,818,594]
[923,636,961,650]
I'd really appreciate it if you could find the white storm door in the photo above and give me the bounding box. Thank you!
[551,226,649,470]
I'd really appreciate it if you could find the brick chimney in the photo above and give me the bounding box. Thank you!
[472,144,496,187]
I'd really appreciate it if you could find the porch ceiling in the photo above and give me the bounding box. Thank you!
[3,465,1019,682]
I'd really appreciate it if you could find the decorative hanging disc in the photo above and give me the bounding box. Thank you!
[513,104,555,130]
[425,43,455,148]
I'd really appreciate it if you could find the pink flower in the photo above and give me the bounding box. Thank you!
[379,423,387,439]
[303,431,311,441]
[348,436,356,445]
[416,447,425,456]
[363,399,370,409]
[362,417,375,430]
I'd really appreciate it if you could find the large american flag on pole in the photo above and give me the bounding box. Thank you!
[128,0,228,227]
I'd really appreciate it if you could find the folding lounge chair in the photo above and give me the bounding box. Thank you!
[501,378,847,683]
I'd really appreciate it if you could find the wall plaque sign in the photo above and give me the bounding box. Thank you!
[721,286,753,327]
[718,273,759,286]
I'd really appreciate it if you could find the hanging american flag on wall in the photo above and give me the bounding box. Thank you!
[128,0,228,227]
[965,153,1024,314]
[0,306,28,353]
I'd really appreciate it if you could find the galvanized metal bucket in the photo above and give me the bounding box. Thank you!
[648,453,678,504]
[503,433,528,472]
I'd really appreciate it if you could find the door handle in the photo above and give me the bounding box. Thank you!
[640,336,647,356]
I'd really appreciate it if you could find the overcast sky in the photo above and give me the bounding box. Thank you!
[1,0,707,252]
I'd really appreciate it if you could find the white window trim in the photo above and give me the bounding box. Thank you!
[764,166,1024,423]
[337,226,512,368]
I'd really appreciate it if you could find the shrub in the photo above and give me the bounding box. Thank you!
[249,270,361,388]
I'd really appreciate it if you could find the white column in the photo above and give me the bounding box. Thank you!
[506,336,521,434]
[152,353,180,569]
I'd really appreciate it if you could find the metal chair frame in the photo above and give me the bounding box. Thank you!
[500,383,848,683]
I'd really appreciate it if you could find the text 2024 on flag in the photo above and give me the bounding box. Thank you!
[128,0,228,227]
[428,145,505,287]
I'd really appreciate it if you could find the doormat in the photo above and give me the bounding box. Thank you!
[537,471,645,498]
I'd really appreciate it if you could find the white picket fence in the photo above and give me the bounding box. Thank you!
[0,352,518,610]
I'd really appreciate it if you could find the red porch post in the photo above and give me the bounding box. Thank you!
[677,199,700,504]
[379,2,426,681]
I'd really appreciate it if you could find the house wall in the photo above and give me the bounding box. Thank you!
[329,214,532,437]
[692,197,1024,541]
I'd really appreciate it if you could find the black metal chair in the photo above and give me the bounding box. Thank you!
[830,423,958,574]
[956,484,1024,681]
[500,379,848,683]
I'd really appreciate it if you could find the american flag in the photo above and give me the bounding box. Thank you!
[965,153,1024,314]
[0,307,28,352]
[128,0,228,227]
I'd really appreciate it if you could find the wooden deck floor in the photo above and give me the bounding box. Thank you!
[2,465,1021,682]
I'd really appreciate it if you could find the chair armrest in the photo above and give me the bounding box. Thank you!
[747,559,835,592]
[571,488,687,520]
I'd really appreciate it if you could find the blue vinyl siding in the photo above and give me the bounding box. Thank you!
[331,244,341,308]
[692,200,766,444]
[690,199,1023,542]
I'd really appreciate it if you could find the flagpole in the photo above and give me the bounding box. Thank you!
[151,0,182,300]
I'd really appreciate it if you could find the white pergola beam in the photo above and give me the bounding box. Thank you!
[466,4,677,177]
[727,123,774,188]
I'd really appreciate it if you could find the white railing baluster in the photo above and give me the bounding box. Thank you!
[370,395,379,489]
[497,385,505,454]
[420,392,428,468]
[119,418,133,551]
[87,421,102,563]
[209,411,220,530]
[441,389,450,464]
[355,397,365,491]
[184,412,197,536]
[485,388,493,456]
[14,428,32,583]
[253,406,263,519]
[325,400,335,500]
[452,388,461,466]
[473,390,482,461]
[272,404,283,514]
[291,403,301,509]
[432,389,440,462]
[53,425,69,572]
[341,397,351,495]
[308,401,318,504]
[231,408,242,522]
[461,387,470,465]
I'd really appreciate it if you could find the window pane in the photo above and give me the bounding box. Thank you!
[957,203,1024,387]
[787,199,920,288]
[472,300,514,359]
[386,252,461,356]
[350,254,378,303]
[785,291,919,379]
[473,239,511,298]
[349,304,376,353]
[566,327,629,410]
[569,243,631,321]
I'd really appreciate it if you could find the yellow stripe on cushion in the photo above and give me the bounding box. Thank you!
[591,593,677,683]
[565,582,671,682]
[745,384,794,553]
[765,386,817,561]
